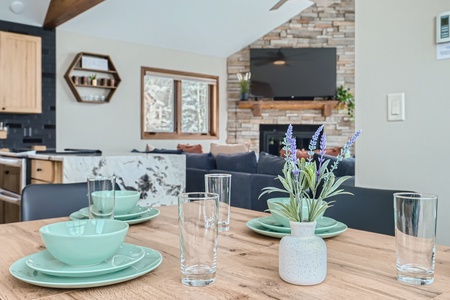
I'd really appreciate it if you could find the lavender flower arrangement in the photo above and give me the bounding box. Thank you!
[259,124,361,222]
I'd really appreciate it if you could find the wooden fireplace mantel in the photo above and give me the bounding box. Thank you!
[237,100,339,117]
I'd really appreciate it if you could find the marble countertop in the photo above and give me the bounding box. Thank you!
[27,152,180,161]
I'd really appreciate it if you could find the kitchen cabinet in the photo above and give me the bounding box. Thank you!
[0,161,23,223]
[30,159,62,184]
[64,52,121,103]
[0,31,42,114]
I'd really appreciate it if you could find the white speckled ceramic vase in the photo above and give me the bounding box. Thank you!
[279,220,327,285]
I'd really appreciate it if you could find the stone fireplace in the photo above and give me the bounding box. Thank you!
[225,0,356,154]
[260,124,321,156]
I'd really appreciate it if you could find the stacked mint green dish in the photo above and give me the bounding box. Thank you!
[9,219,162,288]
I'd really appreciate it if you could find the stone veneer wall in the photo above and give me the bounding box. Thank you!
[226,0,356,154]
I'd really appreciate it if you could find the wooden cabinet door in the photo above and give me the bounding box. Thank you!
[31,159,62,183]
[0,31,42,114]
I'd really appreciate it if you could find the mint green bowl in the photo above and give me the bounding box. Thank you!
[267,197,326,227]
[39,219,129,266]
[114,191,141,215]
[92,190,141,215]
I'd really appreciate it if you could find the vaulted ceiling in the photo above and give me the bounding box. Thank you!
[0,0,314,57]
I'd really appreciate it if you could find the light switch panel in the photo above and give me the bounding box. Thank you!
[387,93,405,121]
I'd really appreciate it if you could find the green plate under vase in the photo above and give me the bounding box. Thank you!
[25,243,145,278]
[246,217,347,239]
[9,246,162,289]
[258,215,338,233]
[69,208,160,225]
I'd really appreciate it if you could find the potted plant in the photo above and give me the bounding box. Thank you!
[260,124,361,285]
[89,74,97,86]
[237,72,251,100]
[336,85,355,119]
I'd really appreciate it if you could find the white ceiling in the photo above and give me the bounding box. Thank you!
[0,0,313,58]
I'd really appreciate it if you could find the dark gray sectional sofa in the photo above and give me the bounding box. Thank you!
[183,151,411,236]
[185,151,356,213]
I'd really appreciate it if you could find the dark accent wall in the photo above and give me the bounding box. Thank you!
[0,20,56,150]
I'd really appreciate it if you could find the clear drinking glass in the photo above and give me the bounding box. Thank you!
[178,192,219,287]
[205,174,231,232]
[87,175,116,219]
[394,192,438,285]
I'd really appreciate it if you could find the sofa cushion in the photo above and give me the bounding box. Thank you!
[210,143,250,157]
[185,152,216,170]
[215,151,257,174]
[257,152,285,177]
[177,143,203,153]
[313,153,355,177]
[150,148,184,154]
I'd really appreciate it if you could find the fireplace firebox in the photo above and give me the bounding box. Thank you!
[259,124,321,156]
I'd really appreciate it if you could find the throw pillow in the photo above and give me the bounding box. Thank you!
[177,144,203,153]
[215,151,257,174]
[150,148,184,154]
[257,152,285,176]
[146,144,156,152]
[210,143,250,157]
[185,152,216,170]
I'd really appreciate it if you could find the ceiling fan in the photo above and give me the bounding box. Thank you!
[270,0,335,11]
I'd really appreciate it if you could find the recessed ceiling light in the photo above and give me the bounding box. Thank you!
[10,1,25,14]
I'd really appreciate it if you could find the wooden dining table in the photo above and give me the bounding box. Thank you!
[0,205,450,299]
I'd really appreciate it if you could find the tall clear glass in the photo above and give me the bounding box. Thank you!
[205,174,231,232]
[178,192,219,287]
[87,176,116,219]
[394,192,438,285]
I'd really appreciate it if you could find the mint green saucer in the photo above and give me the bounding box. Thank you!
[79,206,150,220]
[10,246,162,288]
[246,217,347,239]
[257,215,338,234]
[25,243,145,278]
[70,208,160,225]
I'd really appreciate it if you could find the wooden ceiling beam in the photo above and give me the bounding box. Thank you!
[44,0,105,29]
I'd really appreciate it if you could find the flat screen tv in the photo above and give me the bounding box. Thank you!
[249,48,337,100]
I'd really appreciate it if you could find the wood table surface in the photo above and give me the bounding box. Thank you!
[0,205,450,300]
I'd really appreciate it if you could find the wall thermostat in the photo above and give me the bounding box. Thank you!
[436,11,450,43]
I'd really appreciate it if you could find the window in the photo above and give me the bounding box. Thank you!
[141,67,219,139]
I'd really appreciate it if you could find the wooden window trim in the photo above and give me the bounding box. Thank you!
[141,67,219,140]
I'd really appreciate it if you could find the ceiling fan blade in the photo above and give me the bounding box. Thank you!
[270,0,289,11]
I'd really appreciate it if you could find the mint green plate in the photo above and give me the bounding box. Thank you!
[25,243,145,278]
[246,217,347,239]
[10,246,162,289]
[79,206,150,220]
[70,208,160,225]
[258,216,338,234]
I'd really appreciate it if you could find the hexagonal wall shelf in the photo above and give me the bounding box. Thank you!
[64,52,121,103]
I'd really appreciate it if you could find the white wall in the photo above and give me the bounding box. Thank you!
[356,1,450,245]
[56,31,228,154]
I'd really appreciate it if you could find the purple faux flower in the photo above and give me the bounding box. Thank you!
[308,124,324,161]
[284,124,299,181]
[317,133,327,180]
[328,129,362,175]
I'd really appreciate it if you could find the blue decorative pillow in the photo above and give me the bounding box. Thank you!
[185,152,216,170]
[215,151,257,174]
[257,152,285,176]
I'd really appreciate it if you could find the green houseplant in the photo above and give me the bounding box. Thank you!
[336,85,355,119]
[89,74,98,86]
[236,72,251,100]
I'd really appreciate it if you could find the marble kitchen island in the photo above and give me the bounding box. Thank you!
[28,153,185,207]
